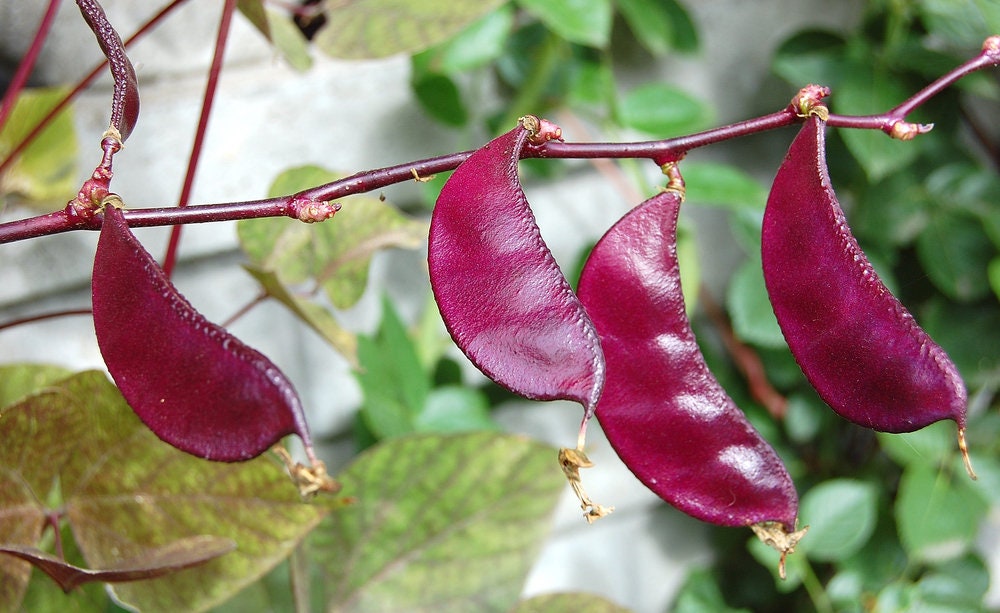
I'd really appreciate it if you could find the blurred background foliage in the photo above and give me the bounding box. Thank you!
[1,0,999,611]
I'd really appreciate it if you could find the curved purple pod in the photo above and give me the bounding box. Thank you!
[77,0,139,141]
[577,189,799,531]
[761,116,967,435]
[92,205,311,461]
[428,121,604,413]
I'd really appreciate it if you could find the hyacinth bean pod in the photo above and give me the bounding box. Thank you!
[428,118,605,416]
[91,203,313,462]
[577,188,802,556]
[761,116,972,472]
[76,0,139,142]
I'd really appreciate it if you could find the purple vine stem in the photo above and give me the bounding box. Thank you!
[0,0,61,132]
[1,36,998,246]
[161,0,237,279]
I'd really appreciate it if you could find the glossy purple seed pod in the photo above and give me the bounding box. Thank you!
[76,0,139,141]
[577,189,800,535]
[428,119,604,414]
[92,204,312,462]
[761,117,969,440]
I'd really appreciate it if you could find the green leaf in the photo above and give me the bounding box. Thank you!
[315,198,428,309]
[915,554,990,610]
[236,1,312,71]
[615,0,674,56]
[311,432,565,611]
[0,371,328,613]
[243,265,358,364]
[876,420,956,469]
[239,164,428,311]
[682,162,767,211]
[836,60,923,181]
[513,592,633,612]
[671,568,750,613]
[313,0,506,59]
[726,258,786,348]
[412,5,515,74]
[783,391,828,443]
[770,29,847,88]
[658,0,699,53]
[0,87,78,204]
[916,212,994,302]
[798,479,878,561]
[414,385,499,433]
[517,0,613,48]
[355,298,430,439]
[894,463,987,563]
[412,73,468,126]
[918,0,1000,49]
[617,83,713,137]
[0,363,72,408]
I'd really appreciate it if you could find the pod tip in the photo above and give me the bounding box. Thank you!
[559,446,614,523]
[958,428,977,480]
[751,521,809,580]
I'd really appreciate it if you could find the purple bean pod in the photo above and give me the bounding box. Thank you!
[577,187,803,567]
[428,118,605,416]
[761,116,973,474]
[76,0,139,141]
[92,203,313,462]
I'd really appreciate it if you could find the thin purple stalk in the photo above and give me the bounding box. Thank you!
[0,308,93,333]
[0,0,61,132]
[1,38,997,245]
[161,0,237,279]
[0,0,191,178]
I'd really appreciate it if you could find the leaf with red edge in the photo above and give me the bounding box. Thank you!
[76,0,139,141]
[761,117,968,436]
[0,537,235,593]
[91,204,313,462]
[428,118,604,415]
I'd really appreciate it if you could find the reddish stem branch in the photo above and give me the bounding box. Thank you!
[1,38,998,245]
[0,0,61,132]
[0,308,93,333]
[161,0,237,278]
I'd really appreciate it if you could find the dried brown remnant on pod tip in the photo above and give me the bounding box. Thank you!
[273,446,342,497]
[750,521,809,580]
[558,447,613,523]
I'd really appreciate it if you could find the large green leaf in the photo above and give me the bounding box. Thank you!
[918,0,1000,49]
[314,0,506,59]
[617,83,713,138]
[797,479,878,561]
[355,298,430,439]
[895,463,987,563]
[517,0,613,48]
[237,0,312,71]
[916,211,994,302]
[0,87,78,205]
[682,162,767,211]
[0,371,328,613]
[412,5,515,74]
[835,58,924,182]
[0,363,72,408]
[726,258,786,348]
[312,432,565,611]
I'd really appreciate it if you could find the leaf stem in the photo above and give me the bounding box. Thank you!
[161,0,237,278]
[799,556,834,613]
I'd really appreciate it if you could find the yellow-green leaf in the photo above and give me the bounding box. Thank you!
[0,88,78,205]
